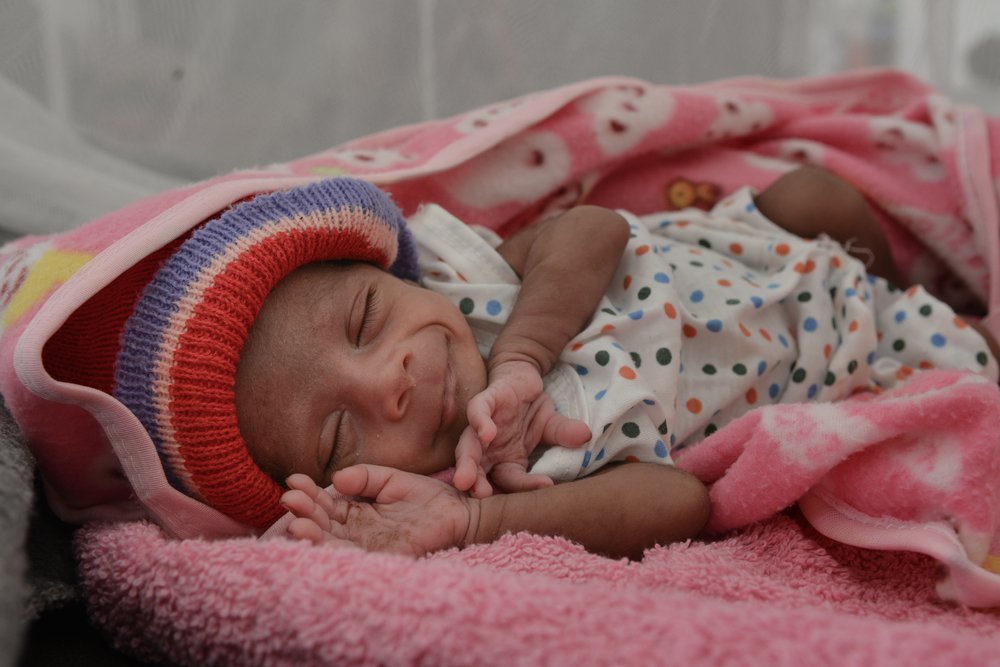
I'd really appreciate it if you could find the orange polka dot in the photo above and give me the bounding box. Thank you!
[793,259,816,274]
[746,388,757,404]
[619,366,637,380]
[775,243,790,256]
[906,286,919,298]
[663,303,677,319]
[718,279,732,287]
[896,365,914,381]
[623,275,632,290]
[759,328,772,342]
[624,455,640,463]
[729,242,743,255]
[686,398,702,414]
[824,343,832,359]
[682,324,697,338]
[675,221,690,228]
[739,322,751,337]
[848,320,859,333]
[457,272,468,282]
[688,248,703,255]
[571,342,584,351]
[601,323,616,334]
[636,245,650,256]
[919,360,934,370]
[830,256,842,269]
[954,316,968,329]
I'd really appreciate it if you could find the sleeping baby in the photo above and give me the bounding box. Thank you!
[112,170,998,559]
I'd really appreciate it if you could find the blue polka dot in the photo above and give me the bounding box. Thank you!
[745,200,757,212]
[643,398,656,405]
[866,351,875,365]
[807,384,818,399]
[660,244,673,253]
[582,451,592,467]
[595,448,606,461]
[803,317,817,332]
[769,383,780,399]
[751,296,764,309]
[895,310,906,323]
[931,333,947,347]
[757,360,767,376]
[691,290,704,303]
[654,272,670,283]
[612,342,624,350]
[628,310,644,320]
[845,287,856,298]
[595,389,606,400]
[654,440,668,458]
[575,365,589,376]
[659,219,672,228]
[768,283,781,290]
[778,334,789,348]
[706,319,723,332]
[486,299,502,316]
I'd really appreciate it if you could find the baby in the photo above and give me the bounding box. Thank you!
[230,168,998,559]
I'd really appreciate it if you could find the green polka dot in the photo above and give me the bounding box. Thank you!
[829,287,838,300]
[797,292,812,302]
[792,368,807,383]
[595,350,610,366]
[602,423,612,433]
[702,364,717,375]
[726,298,741,305]
[892,339,905,352]
[637,286,652,300]
[919,304,933,316]
[622,422,641,438]
[848,360,858,373]
[630,352,642,368]
[698,239,712,249]
[978,351,990,366]
[689,260,704,268]
[732,363,747,375]
[705,423,718,437]
[656,348,673,365]
[601,307,617,316]
[824,371,836,386]
[459,298,475,315]
[658,421,668,435]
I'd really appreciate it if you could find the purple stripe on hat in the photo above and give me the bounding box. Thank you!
[113,178,416,494]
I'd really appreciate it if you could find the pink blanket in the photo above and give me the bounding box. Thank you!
[61,69,1000,663]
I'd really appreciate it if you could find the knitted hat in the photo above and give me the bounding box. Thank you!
[112,178,418,530]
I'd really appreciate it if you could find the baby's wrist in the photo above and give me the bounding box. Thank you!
[462,494,505,547]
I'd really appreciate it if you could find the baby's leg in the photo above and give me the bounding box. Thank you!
[754,166,903,286]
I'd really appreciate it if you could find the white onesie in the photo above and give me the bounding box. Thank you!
[409,188,998,482]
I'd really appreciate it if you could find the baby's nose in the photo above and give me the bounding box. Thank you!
[371,349,414,421]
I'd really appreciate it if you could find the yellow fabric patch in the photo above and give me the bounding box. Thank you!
[980,554,1000,575]
[310,166,348,176]
[4,249,92,327]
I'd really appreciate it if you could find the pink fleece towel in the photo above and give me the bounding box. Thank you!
[78,515,1000,666]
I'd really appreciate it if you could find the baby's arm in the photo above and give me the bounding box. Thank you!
[285,461,710,560]
[454,206,632,496]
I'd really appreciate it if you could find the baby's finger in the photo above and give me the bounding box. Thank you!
[466,396,498,445]
[281,489,335,531]
[453,426,484,492]
[541,415,592,448]
[490,463,554,493]
[470,466,494,499]
[287,517,360,550]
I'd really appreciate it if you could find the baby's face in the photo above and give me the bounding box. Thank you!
[235,262,487,486]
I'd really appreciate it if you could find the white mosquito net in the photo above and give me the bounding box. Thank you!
[0,0,998,238]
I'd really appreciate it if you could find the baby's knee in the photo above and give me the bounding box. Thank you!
[756,166,870,237]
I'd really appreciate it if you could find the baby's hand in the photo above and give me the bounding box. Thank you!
[453,359,591,498]
[282,467,475,557]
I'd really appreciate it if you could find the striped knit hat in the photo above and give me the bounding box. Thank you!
[112,178,418,530]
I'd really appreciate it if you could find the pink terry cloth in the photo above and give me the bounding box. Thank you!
[77,514,1000,667]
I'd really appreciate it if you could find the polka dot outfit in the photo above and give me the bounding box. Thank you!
[409,189,998,482]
